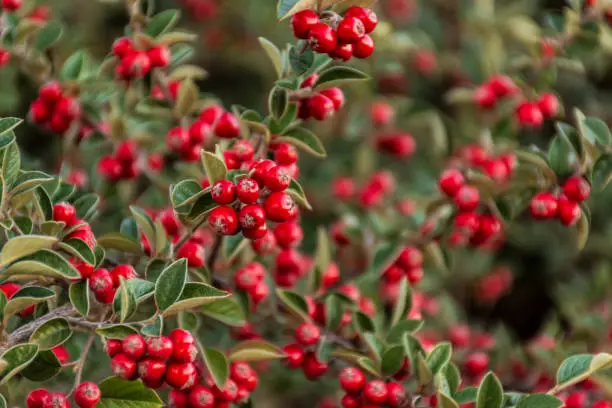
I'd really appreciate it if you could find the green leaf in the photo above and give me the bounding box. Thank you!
[203,348,229,388]
[591,153,612,191]
[73,193,100,221]
[146,9,181,37]
[276,289,310,321]
[427,342,452,375]
[476,372,504,408]
[115,278,138,323]
[368,241,403,276]
[201,297,246,327]
[35,187,53,221]
[1,141,20,187]
[456,387,478,403]
[20,350,61,382]
[576,208,589,250]
[58,238,95,265]
[548,133,579,179]
[163,283,230,316]
[516,394,564,408]
[146,259,167,281]
[61,50,89,81]
[437,393,460,408]
[390,277,412,327]
[5,249,80,280]
[258,37,283,78]
[358,356,381,377]
[201,150,228,185]
[141,316,163,337]
[4,287,55,323]
[416,353,433,385]
[97,233,142,254]
[362,332,384,362]
[353,310,375,333]
[223,234,247,263]
[30,317,72,350]
[314,66,370,90]
[229,340,286,362]
[286,178,312,210]
[582,117,612,145]
[277,0,300,19]
[289,45,314,75]
[69,281,90,317]
[270,102,298,134]
[155,258,187,312]
[11,171,54,195]
[171,179,205,210]
[178,312,200,331]
[130,206,157,255]
[0,118,22,138]
[98,376,163,408]
[269,86,288,119]
[381,344,405,376]
[34,21,64,50]
[387,319,423,344]
[556,354,593,385]
[324,293,343,331]
[277,127,326,158]
[0,344,38,385]
[0,235,57,267]
[96,325,138,339]
[187,192,217,222]
[444,363,462,395]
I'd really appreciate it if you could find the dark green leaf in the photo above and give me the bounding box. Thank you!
[5,248,80,280]
[289,45,314,75]
[556,354,593,385]
[34,21,64,50]
[146,9,181,37]
[591,153,612,191]
[30,317,72,350]
[74,193,100,221]
[368,241,403,276]
[548,133,579,179]
[11,171,53,195]
[277,0,300,19]
[0,118,22,137]
[277,127,326,158]
[97,233,141,254]
[582,117,611,145]
[456,387,478,403]
[353,311,375,334]
[324,293,343,331]
[69,281,89,317]
[0,344,38,385]
[476,372,504,408]
[387,319,423,344]
[114,278,138,323]
[203,348,229,388]
[201,297,246,327]
[141,316,163,337]
[20,350,61,382]
[229,340,287,362]
[2,142,20,187]
[59,238,95,265]
[163,282,229,316]
[0,235,57,267]
[286,178,312,210]
[223,234,247,262]
[314,66,370,90]
[4,287,55,322]
[381,345,405,376]
[276,289,310,321]
[98,376,163,407]
[516,394,563,408]
[154,258,187,311]
[171,179,205,210]
[61,50,89,81]
[269,86,288,119]
[427,342,452,375]
[96,325,138,339]
[390,277,412,327]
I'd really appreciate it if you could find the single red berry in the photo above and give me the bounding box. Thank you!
[230,362,255,385]
[234,262,265,291]
[233,140,255,161]
[274,143,298,165]
[112,37,134,58]
[283,344,305,369]
[345,6,378,33]
[264,192,298,222]
[88,268,113,293]
[307,93,335,121]
[593,401,612,408]
[208,206,239,235]
[482,159,509,183]
[529,192,558,220]
[369,101,394,127]
[189,119,212,146]
[251,281,270,304]
[488,75,518,97]
[295,323,321,346]
[145,336,174,360]
[172,342,198,363]
[396,246,423,269]
[53,202,76,224]
[147,45,170,68]
[558,195,582,226]
[180,144,202,162]
[300,73,319,89]
[363,380,388,404]
[265,165,292,191]
[157,208,180,237]
[302,351,329,379]
[166,127,190,153]
[386,382,407,407]
[188,385,216,408]
[563,176,590,202]
[474,214,502,245]
[319,88,345,111]
[339,367,366,394]
[2,0,22,12]
[0,48,9,67]
[210,378,238,402]
[169,329,195,346]
[454,185,480,211]
[168,390,188,408]
[449,324,471,348]
[235,387,250,404]
[124,51,152,78]
[43,393,70,408]
[337,16,366,44]
[115,140,138,163]
[39,81,63,105]
[274,222,303,248]
[105,339,122,357]
[211,180,236,205]
[56,95,81,119]
[235,178,260,205]
[341,394,361,408]
[465,351,489,376]
[515,101,544,128]
[474,85,496,109]
[251,230,277,254]
[250,159,276,186]
[147,153,165,172]
[238,204,266,230]
[308,23,337,53]
[329,43,353,61]
[439,168,465,197]
[453,211,480,239]
[177,241,205,268]
[111,353,137,380]
[199,105,223,124]
[537,92,559,118]
[122,333,147,360]
[98,156,123,182]
[110,264,138,288]
[564,392,587,408]
[166,362,198,390]
[26,389,51,408]
[74,382,101,408]
[138,358,167,382]
[353,34,374,59]
[29,99,50,123]
[214,112,240,139]
[48,113,71,134]
[291,10,319,39]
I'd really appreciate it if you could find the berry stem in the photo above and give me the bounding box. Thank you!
[69,332,96,396]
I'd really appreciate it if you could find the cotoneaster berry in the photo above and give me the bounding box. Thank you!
[165,362,197,390]
[291,10,319,39]
[74,382,101,408]
[208,206,239,235]
[563,176,590,202]
[188,385,216,408]
[122,334,146,360]
[111,353,137,380]
[283,344,305,369]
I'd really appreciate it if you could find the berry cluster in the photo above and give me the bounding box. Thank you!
[448,144,517,185]
[168,361,259,407]
[382,246,424,291]
[29,82,82,135]
[366,101,417,159]
[86,264,138,304]
[98,140,141,182]
[338,367,407,408]
[438,169,504,249]
[112,37,170,81]
[26,378,99,408]
[291,7,377,61]
[296,74,345,121]
[332,171,397,209]
[234,262,269,308]
[282,323,330,380]
[529,175,590,226]
[53,202,97,248]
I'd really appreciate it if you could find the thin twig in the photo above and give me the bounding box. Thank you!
[69,333,96,396]
[206,236,223,270]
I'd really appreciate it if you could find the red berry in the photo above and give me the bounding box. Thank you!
[39,81,63,104]
[370,101,394,127]
[482,159,509,183]
[172,342,198,363]
[166,362,198,390]
[138,358,166,382]
[233,140,255,161]
[208,206,239,235]
[122,334,147,360]
[234,262,265,291]
[200,105,223,124]
[300,74,319,89]
[537,92,559,118]
[474,214,502,244]
[396,246,423,269]
[88,268,113,294]
[2,0,22,12]
[111,353,137,379]
[274,143,298,165]
[474,85,496,109]
[264,192,298,222]
[169,329,195,345]
[563,176,590,202]
[353,34,374,59]
[26,389,51,408]
[177,241,205,268]
[56,96,81,119]
[251,230,277,254]
[302,351,329,379]
[181,144,202,162]
[147,153,165,172]
[283,344,305,369]
[295,323,321,346]
[214,112,240,139]
[363,380,388,404]
[307,94,335,121]
[188,385,216,408]
[238,204,266,230]
[465,352,489,376]
[319,88,345,111]
[308,23,337,53]
[515,101,544,128]
[147,45,170,68]
[250,159,276,186]
[274,222,303,248]
[105,339,122,357]
[29,99,50,123]
[145,336,174,360]
[110,264,138,288]
[329,43,353,61]
[168,390,188,408]
[115,140,138,163]
[74,382,101,408]
[345,6,378,33]
[42,393,70,408]
[265,165,292,191]
[98,156,123,181]
[189,119,212,145]
[341,394,361,408]
[291,10,319,39]
[558,195,581,226]
[449,324,471,348]
[454,185,480,211]
[211,180,236,205]
[0,48,9,66]
[339,367,366,394]
[337,17,366,44]
[53,202,76,224]
[112,37,134,58]
[166,127,190,153]
[453,211,480,238]
[488,75,518,97]
[439,168,465,197]
[386,382,407,407]
[529,192,558,220]
[564,392,587,408]
[230,362,255,385]
[159,208,181,237]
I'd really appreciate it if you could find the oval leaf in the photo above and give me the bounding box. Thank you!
[163,283,230,316]
[30,317,72,350]
[277,127,326,158]
[229,340,287,362]
[98,376,163,407]
[154,258,187,311]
